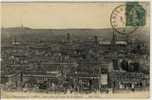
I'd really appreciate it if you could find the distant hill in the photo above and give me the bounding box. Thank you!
[1,27,149,43]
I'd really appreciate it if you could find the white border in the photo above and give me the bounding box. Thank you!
[0,0,151,100]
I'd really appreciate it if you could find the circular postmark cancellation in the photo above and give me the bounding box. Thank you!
[110,3,146,35]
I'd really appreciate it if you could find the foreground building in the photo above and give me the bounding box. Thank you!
[1,33,149,93]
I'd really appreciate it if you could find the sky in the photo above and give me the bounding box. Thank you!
[1,2,150,29]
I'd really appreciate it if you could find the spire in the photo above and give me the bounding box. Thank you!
[94,35,98,46]
[21,24,24,34]
[111,30,117,46]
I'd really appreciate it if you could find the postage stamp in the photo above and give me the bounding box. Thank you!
[110,2,146,35]
[126,2,145,26]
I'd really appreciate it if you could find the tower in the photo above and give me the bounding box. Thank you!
[21,24,24,34]
[111,30,119,70]
[66,33,70,42]
[111,30,117,46]
[94,35,98,46]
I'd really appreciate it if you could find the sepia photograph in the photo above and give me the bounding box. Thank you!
[0,1,150,99]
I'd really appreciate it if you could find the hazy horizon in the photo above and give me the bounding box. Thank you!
[2,2,149,29]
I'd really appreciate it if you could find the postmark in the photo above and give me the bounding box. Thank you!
[110,2,145,35]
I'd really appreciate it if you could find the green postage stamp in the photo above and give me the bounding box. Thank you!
[126,2,145,26]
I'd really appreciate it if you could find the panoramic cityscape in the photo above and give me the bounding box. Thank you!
[1,26,150,93]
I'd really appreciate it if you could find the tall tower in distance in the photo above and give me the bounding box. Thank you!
[21,24,24,34]
[66,33,71,42]
[111,31,117,46]
[94,35,98,46]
